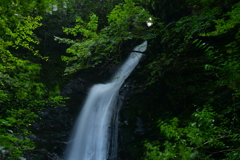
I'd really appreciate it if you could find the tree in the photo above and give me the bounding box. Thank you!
[55,0,154,75]
[145,106,240,159]
[141,0,240,159]
[0,0,66,159]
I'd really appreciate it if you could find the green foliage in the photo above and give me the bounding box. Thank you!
[186,0,215,10]
[56,0,154,75]
[144,5,221,86]
[195,2,240,97]
[145,106,240,160]
[54,13,100,74]
[0,0,67,159]
[0,109,37,159]
[107,0,152,38]
[200,2,240,36]
[140,0,240,159]
[2,0,240,159]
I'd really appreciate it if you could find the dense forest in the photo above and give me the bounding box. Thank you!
[1,0,240,159]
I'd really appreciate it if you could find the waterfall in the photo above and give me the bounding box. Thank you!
[64,41,147,160]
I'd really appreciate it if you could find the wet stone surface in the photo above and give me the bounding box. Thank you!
[25,77,91,160]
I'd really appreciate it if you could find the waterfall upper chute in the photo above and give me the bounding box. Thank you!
[64,41,147,160]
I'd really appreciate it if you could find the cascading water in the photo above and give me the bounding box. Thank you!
[64,41,147,160]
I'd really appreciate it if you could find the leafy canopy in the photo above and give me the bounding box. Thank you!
[0,0,66,159]
[55,0,153,75]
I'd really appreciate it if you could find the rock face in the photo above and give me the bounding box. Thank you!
[118,80,147,160]
[25,77,91,160]
[27,66,155,160]
[117,70,167,160]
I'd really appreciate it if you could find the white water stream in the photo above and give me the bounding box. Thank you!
[65,41,147,160]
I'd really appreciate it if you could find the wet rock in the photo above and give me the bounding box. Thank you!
[25,77,91,160]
